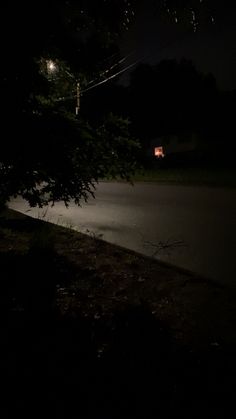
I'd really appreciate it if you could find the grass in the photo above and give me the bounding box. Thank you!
[104,167,236,187]
[1,207,236,417]
[135,167,236,187]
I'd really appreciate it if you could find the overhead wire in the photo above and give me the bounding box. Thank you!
[85,51,135,87]
[54,26,193,102]
[80,59,140,94]
[80,27,193,95]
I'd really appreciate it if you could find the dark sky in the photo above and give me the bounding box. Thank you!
[119,1,236,90]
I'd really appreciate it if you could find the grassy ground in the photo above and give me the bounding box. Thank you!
[1,207,236,418]
[133,167,236,186]
[105,167,236,187]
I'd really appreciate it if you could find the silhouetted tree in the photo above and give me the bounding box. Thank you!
[127,59,219,147]
[0,1,139,207]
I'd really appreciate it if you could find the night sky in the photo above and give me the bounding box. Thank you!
[119,1,236,90]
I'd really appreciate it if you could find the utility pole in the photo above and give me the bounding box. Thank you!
[76,82,80,115]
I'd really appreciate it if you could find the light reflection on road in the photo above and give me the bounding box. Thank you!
[10,182,236,288]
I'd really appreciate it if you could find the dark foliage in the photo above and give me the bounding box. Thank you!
[1,249,235,418]
[0,1,139,207]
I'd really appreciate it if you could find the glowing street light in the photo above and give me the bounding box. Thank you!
[45,59,80,114]
[47,60,57,73]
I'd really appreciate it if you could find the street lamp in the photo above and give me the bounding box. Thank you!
[47,60,57,73]
[45,59,80,115]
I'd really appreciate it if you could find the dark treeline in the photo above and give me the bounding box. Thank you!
[81,58,236,167]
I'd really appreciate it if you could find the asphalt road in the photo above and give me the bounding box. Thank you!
[10,182,236,288]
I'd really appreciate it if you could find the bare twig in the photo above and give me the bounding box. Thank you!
[144,238,187,257]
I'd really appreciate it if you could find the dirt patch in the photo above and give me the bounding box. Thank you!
[50,220,236,348]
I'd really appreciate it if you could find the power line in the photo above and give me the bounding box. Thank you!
[54,28,193,104]
[52,56,138,102]
[81,27,193,92]
[80,59,140,94]
[85,51,135,87]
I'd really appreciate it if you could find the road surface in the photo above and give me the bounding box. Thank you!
[10,182,236,288]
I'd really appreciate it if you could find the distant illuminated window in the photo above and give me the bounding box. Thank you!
[154,146,165,158]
